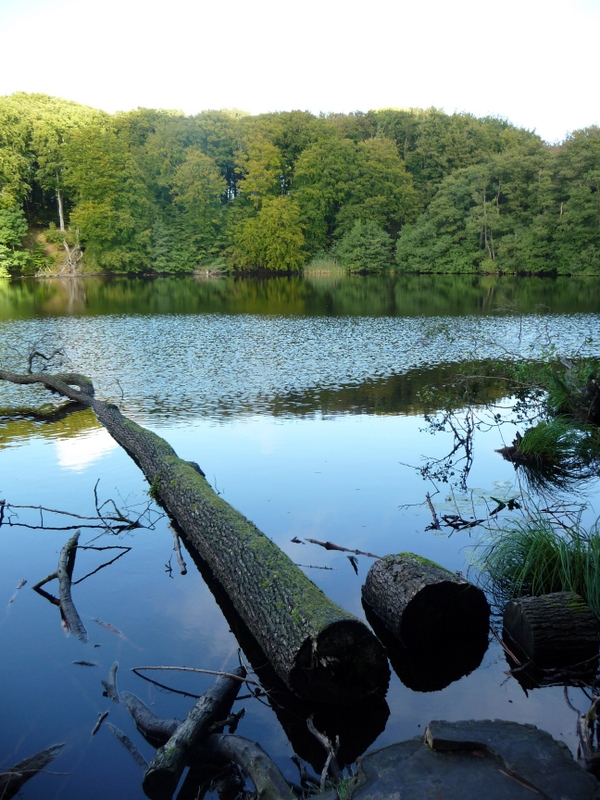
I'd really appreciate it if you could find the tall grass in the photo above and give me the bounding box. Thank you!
[474,514,600,618]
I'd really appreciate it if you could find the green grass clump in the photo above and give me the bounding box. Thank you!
[516,417,599,466]
[474,514,600,618]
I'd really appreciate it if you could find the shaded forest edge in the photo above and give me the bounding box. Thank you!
[0,93,599,277]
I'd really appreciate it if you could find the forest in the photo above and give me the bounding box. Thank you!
[0,92,599,277]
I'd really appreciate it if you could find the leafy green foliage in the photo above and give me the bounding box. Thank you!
[232,196,305,271]
[0,192,29,276]
[333,220,393,273]
[0,93,598,274]
[475,514,600,618]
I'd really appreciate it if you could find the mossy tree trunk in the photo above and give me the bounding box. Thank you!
[0,370,389,705]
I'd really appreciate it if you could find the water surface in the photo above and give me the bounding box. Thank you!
[1,274,599,799]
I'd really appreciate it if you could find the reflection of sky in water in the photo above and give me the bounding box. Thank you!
[1,311,599,797]
[54,428,118,472]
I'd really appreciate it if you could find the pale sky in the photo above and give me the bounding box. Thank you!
[1,0,598,143]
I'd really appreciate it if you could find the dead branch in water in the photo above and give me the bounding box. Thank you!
[303,538,381,559]
[91,710,109,736]
[32,530,88,642]
[169,525,187,575]
[143,666,246,799]
[105,723,148,769]
[102,661,120,703]
[0,743,65,799]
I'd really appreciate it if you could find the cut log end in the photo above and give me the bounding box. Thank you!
[362,554,490,650]
[291,620,390,705]
[402,582,490,647]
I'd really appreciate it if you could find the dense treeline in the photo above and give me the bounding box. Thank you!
[0,92,598,276]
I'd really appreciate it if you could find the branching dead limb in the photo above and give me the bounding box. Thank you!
[32,530,88,642]
[307,714,342,785]
[143,666,246,799]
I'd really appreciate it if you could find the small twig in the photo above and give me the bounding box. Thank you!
[7,579,26,607]
[490,624,522,666]
[72,546,131,585]
[306,714,342,784]
[132,665,260,688]
[304,538,381,559]
[91,710,109,736]
[425,492,441,530]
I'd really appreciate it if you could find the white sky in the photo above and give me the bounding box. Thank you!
[0,0,598,143]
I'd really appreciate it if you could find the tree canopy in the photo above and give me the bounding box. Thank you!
[0,93,597,275]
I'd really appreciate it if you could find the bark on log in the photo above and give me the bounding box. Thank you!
[361,553,490,649]
[142,666,246,800]
[0,742,64,799]
[503,592,600,668]
[0,370,389,705]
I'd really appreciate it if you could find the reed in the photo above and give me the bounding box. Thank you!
[474,514,600,618]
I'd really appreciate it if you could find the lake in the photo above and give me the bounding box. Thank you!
[1,273,599,798]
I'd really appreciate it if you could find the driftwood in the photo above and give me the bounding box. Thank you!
[105,722,148,769]
[0,370,389,705]
[123,678,295,800]
[361,553,490,649]
[0,742,65,799]
[503,592,600,668]
[31,530,88,642]
[122,692,182,747]
[102,661,120,703]
[143,666,246,800]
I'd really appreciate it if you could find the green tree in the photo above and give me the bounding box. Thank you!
[236,136,283,207]
[232,196,305,271]
[0,192,29,276]
[64,120,154,272]
[553,127,600,274]
[333,220,393,273]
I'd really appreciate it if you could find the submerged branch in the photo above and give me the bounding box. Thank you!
[0,743,65,799]
[32,530,88,642]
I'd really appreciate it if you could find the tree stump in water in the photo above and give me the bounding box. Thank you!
[503,592,600,668]
[362,553,490,649]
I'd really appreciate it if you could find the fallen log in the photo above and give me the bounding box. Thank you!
[0,742,65,799]
[143,666,246,800]
[0,370,389,705]
[503,592,600,668]
[361,553,490,649]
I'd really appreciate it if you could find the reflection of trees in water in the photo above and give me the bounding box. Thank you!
[3,274,600,319]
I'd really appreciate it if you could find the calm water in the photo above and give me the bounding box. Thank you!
[1,274,599,798]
